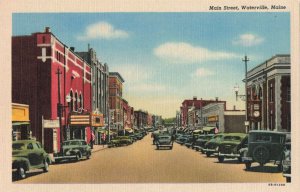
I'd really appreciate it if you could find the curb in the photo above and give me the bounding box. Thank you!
[92,145,108,153]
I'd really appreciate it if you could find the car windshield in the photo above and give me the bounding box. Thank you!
[159,136,170,139]
[63,141,81,146]
[224,136,242,141]
[12,143,25,150]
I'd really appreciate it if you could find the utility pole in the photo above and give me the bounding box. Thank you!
[56,68,63,151]
[243,55,249,133]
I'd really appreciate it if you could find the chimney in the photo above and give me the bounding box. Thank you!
[215,97,218,101]
[193,96,197,100]
[70,47,75,52]
[233,105,236,110]
[45,27,51,33]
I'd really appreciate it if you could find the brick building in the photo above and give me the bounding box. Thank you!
[12,27,94,153]
[109,72,125,131]
[246,54,290,132]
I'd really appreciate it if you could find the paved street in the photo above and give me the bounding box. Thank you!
[15,134,285,183]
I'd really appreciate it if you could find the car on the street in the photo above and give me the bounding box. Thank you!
[282,133,291,182]
[202,133,226,157]
[184,134,200,148]
[176,134,192,145]
[242,130,287,170]
[12,140,51,179]
[151,130,169,144]
[217,133,247,163]
[156,134,173,150]
[193,134,214,153]
[53,139,91,163]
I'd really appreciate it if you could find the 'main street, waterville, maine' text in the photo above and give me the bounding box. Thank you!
[209,5,286,11]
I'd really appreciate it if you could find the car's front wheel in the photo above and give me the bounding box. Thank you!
[43,160,49,172]
[245,162,251,170]
[206,152,212,157]
[17,167,26,179]
[76,153,81,161]
[218,156,224,163]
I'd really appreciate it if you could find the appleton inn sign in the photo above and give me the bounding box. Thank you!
[69,113,104,127]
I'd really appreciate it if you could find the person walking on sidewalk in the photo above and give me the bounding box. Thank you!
[101,133,106,147]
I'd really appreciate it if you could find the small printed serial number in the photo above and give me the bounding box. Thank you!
[268,183,286,187]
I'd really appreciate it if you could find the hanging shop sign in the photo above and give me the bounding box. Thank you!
[91,113,104,127]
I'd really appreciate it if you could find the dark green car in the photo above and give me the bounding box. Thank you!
[242,130,286,170]
[53,139,91,163]
[202,133,226,157]
[193,134,214,152]
[217,133,247,163]
[12,140,51,179]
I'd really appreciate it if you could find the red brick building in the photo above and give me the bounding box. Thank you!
[246,54,290,132]
[12,27,93,153]
[122,99,134,130]
[109,72,124,131]
[180,97,226,128]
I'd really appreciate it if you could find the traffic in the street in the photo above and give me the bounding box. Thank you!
[13,127,287,183]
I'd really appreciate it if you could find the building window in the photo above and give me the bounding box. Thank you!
[269,85,274,102]
[75,92,78,111]
[70,91,74,112]
[42,36,46,43]
[287,87,291,102]
[79,94,83,109]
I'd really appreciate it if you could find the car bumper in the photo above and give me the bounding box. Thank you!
[54,155,77,160]
[218,152,240,158]
[157,144,173,147]
[283,173,291,178]
[203,148,217,153]
[242,157,253,162]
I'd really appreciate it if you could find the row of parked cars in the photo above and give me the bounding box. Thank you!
[175,130,291,182]
[107,130,147,148]
[12,138,92,180]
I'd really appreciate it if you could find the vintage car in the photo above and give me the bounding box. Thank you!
[112,136,134,146]
[202,133,226,157]
[53,139,91,163]
[282,133,291,182]
[217,133,247,163]
[193,134,214,152]
[12,140,51,179]
[185,134,201,148]
[151,130,169,144]
[242,130,286,170]
[156,134,173,150]
[176,134,192,145]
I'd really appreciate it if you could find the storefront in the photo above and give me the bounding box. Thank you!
[12,103,31,140]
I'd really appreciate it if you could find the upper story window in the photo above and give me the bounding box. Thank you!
[269,84,274,102]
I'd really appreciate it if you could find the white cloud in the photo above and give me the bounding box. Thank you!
[110,64,152,82]
[129,83,166,92]
[154,42,239,64]
[77,22,129,40]
[192,68,215,77]
[232,33,264,47]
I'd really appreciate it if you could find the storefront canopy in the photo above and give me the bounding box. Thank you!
[12,122,30,126]
[202,127,215,132]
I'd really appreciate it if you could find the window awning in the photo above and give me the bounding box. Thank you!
[12,122,30,126]
[193,129,203,134]
[202,127,215,132]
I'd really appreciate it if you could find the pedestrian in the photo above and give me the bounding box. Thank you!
[101,133,106,147]
[90,131,95,149]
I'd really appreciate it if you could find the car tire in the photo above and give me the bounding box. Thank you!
[87,152,91,159]
[156,145,159,150]
[218,156,224,163]
[17,167,26,179]
[237,157,242,163]
[252,145,270,165]
[76,153,81,161]
[286,177,291,183]
[277,164,283,172]
[245,162,251,170]
[43,160,49,172]
[206,152,211,157]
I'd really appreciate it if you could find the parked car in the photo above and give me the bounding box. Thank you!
[176,134,192,145]
[242,130,286,170]
[193,134,214,152]
[12,140,51,179]
[202,133,226,157]
[217,133,247,163]
[156,134,173,150]
[53,139,91,163]
[282,133,291,182]
[152,130,169,144]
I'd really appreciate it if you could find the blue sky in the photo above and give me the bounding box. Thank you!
[13,13,290,118]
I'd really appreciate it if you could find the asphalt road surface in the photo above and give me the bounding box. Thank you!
[15,134,285,183]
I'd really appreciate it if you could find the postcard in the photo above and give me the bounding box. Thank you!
[0,0,299,192]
